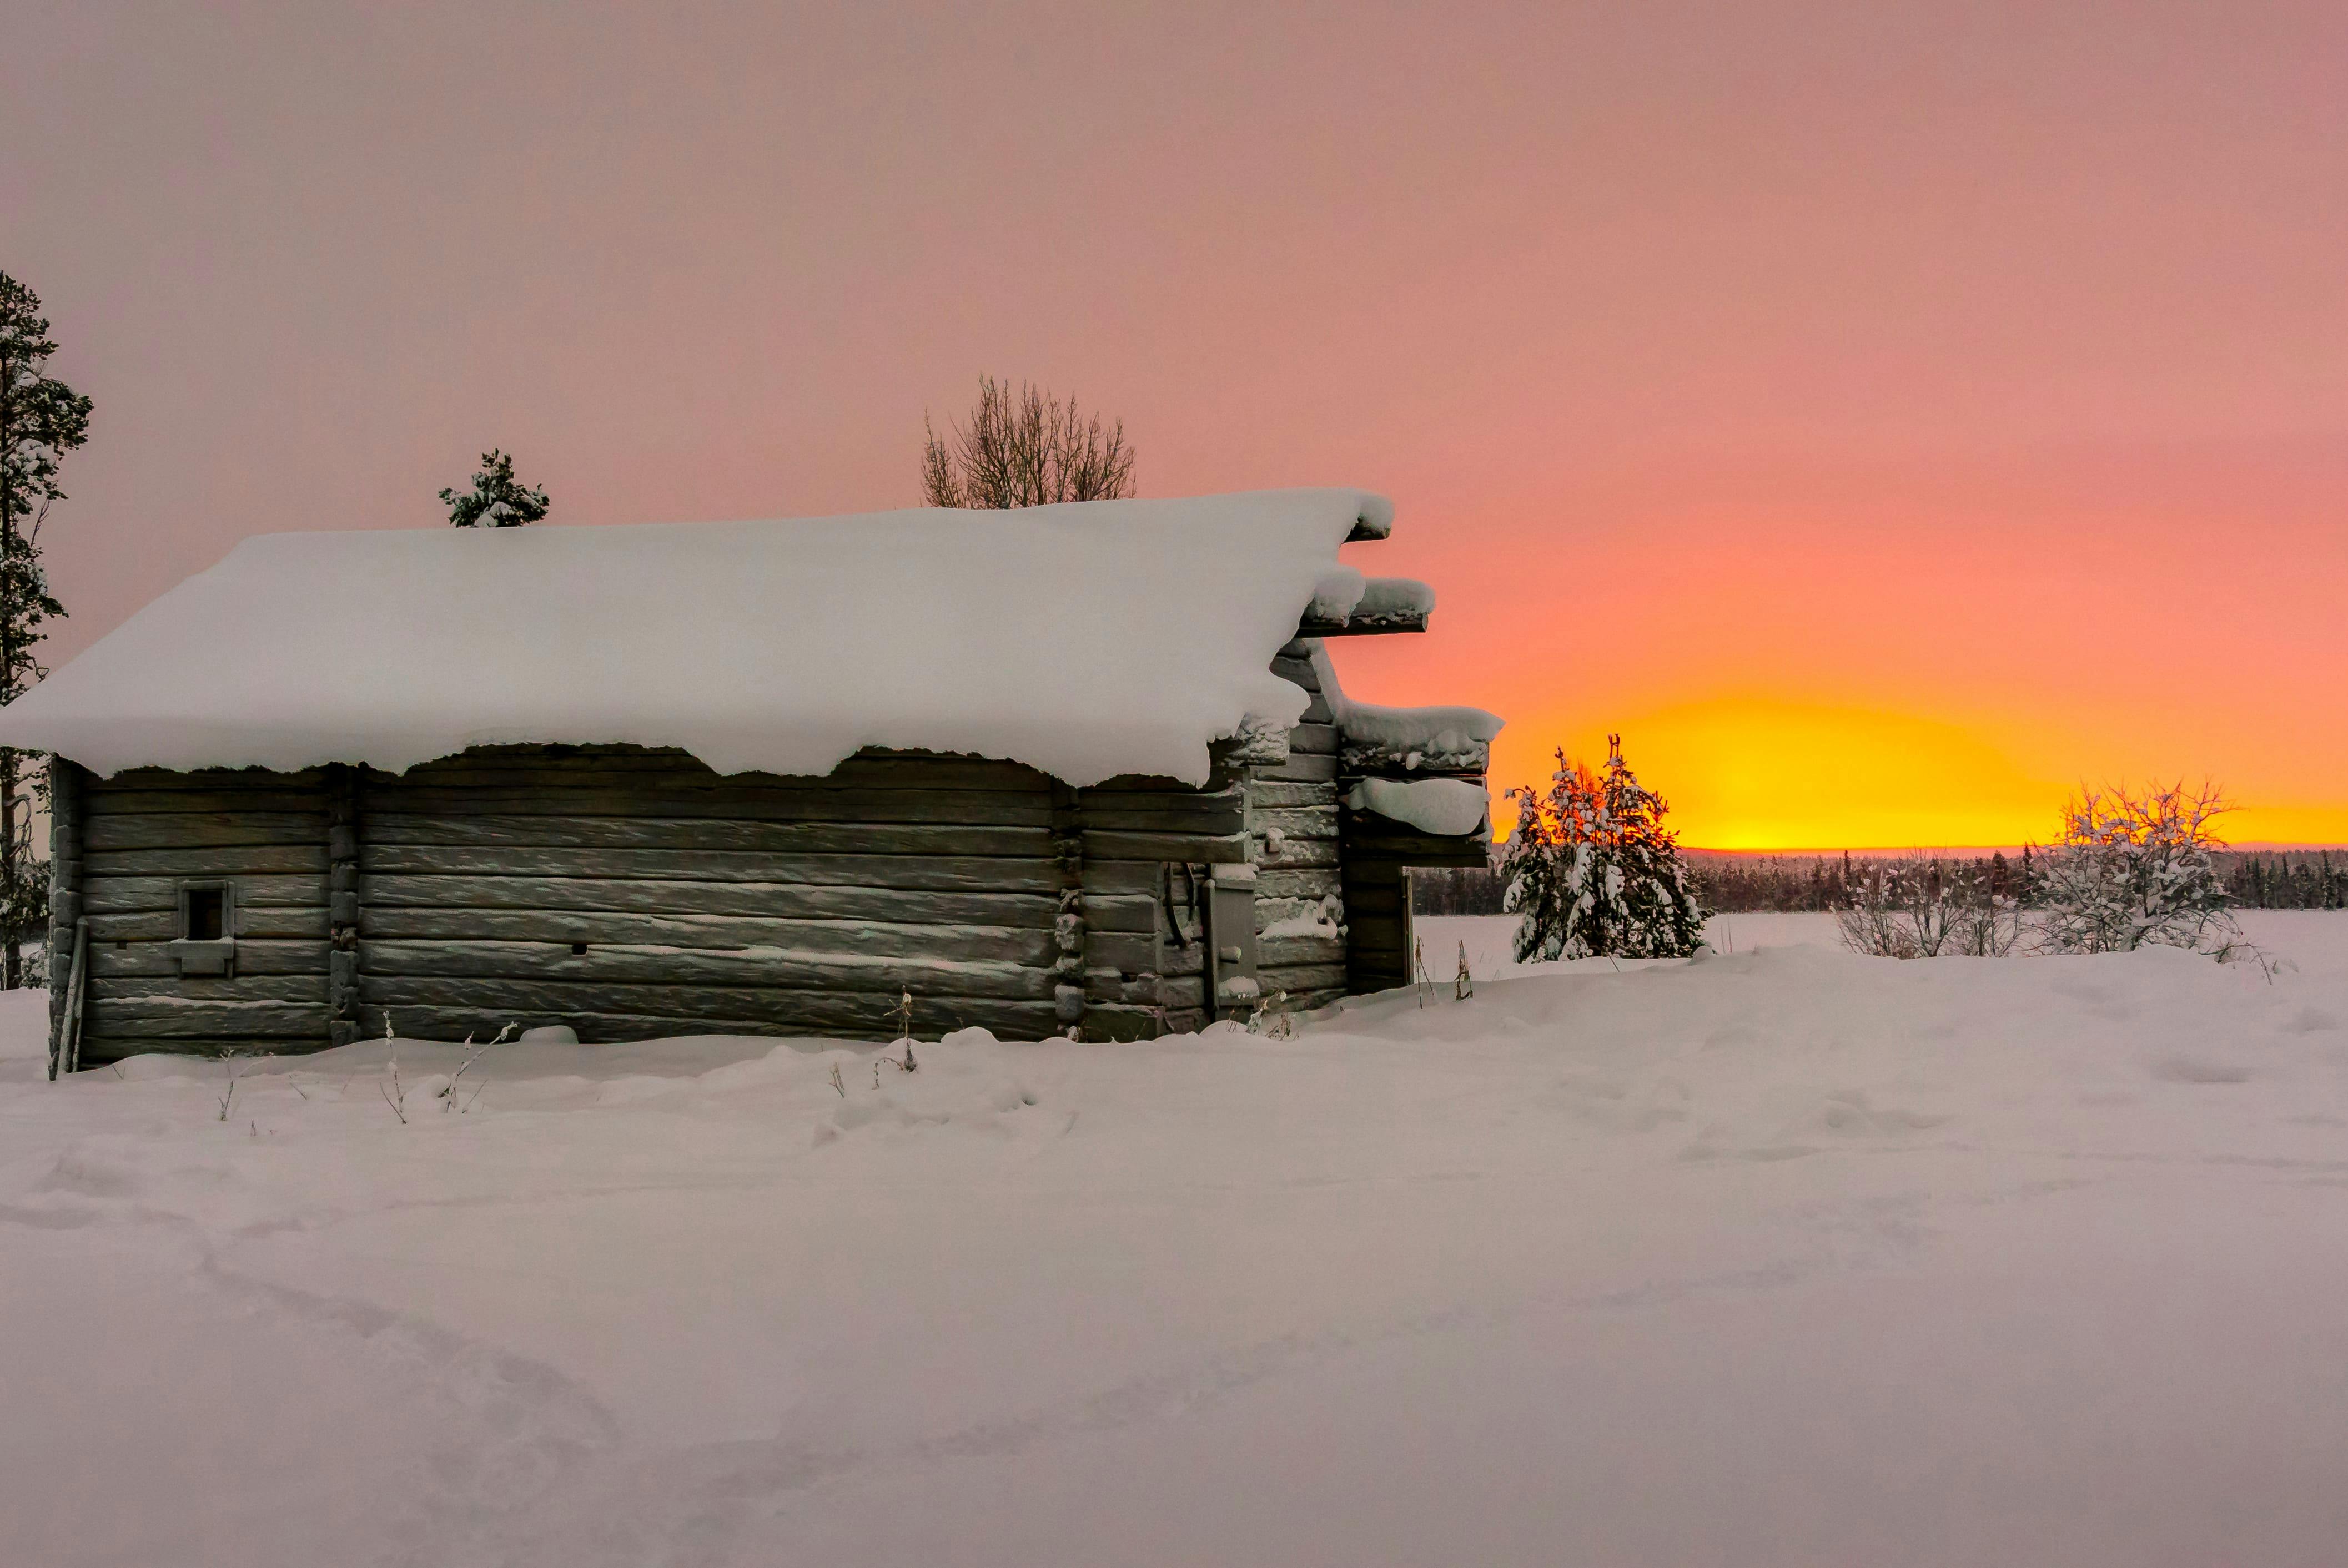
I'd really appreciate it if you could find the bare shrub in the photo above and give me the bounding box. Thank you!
[2032,782,2237,956]
[921,377,1134,508]
[1836,855,2020,960]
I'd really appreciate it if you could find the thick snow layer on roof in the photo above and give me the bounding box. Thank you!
[1310,643,1503,762]
[0,490,1392,785]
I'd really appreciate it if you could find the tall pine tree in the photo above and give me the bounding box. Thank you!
[0,274,92,989]
[1499,734,1706,962]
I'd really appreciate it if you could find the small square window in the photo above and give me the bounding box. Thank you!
[184,886,227,941]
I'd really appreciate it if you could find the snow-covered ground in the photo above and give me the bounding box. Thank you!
[6,915,2348,1566]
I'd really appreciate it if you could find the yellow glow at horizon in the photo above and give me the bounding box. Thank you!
[1493,697,2348,849]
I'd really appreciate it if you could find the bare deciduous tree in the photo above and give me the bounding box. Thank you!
[921,377,1135,508]
[2033,782,2237,956]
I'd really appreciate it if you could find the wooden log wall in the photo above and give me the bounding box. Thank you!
[46,757,85,1068]
[1249,639,1351,1011]
[76,765,334,1062]
[57,743,1290,1055]
[353,749,1069,1044]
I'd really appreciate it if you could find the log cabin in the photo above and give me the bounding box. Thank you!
[0,490,1500,1068]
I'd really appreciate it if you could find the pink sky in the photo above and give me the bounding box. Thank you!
[6,1,2343,844]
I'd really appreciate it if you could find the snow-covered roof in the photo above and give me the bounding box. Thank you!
[0,490,1397,786]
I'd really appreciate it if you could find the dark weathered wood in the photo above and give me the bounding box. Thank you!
[362,869,1065,918]
[1073,799,1246,836]
[1255,867,1343,901]
[361,786,1054,826]
[355,979,1059,1033]
[92,940,332,980]
[82,875,328,915]
[86,844,331,877]
[1286,723,1338,755]
[83,814,329,851]
[1255,839,1339,870]
[1082,830,1246,864]
[1079,893,1159,934]
[1257,750,1340,784]
[1255,806,1338,840]
[1259,935,1346,969]
[375,846,1060,893]
[92,907,330,942]
[357,905,1049,951]
[85,1000,329,1039]
[97,975,328,1004]
[363,939,1053,995]
[368,920,1057,967]
[361,822,1053,861]
[1296,608,1428,637]
[1255,962,1348,996]
[82,789,331,815]
[1246,780,1334,810]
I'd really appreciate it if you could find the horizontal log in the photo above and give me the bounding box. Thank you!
[1083,932,1157,975]
[1082,830,1246,864]
[1286,724,1338,755]
[92,907,329,942]
[1255,963,1349,996]
[91,940,330,980]
[354,980,1059,1036]
[356,826,1047,864]
[85,1000,329,1039]
[1246,780,1336,810]
[1344,884,1405,915]
[1255,750,1339,784]
[1255,868,1341,901]
[1256,839,1339,869]
[360,786,1053,826]
[1079,893,1160,934]
[371,873,1053,925]
[370,849,1058,897]
[97,975,326,1004]
[1080,1006,1163,1043]
[1255,806,1338,840]
[85,788,326,816]
[1259,935,1346,969]
[339,1000,1066,1046]
[88,845,328,879]
[362,871,1053,922]
[83,876,327,916]
[1074,796,1247,836]
[84,814,328,852]
[363,939,1052,996]
[356,905,1057,952]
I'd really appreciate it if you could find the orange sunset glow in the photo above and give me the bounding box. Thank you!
[9,4,2345,850]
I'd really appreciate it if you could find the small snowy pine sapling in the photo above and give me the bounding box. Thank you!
[439,450,549,528]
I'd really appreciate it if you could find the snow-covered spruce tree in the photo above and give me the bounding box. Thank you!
[440,450,549,528]
[0,273,92,990]
[1499,735,1706,962]
[2030,782,2238,956]
[921,377,1134,507]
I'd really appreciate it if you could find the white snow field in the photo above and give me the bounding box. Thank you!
[6,916,2348,1567]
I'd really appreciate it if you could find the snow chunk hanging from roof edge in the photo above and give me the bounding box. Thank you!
[1345,778,1493,838]
[1309,644,1503,766]
[0,490,1393,787]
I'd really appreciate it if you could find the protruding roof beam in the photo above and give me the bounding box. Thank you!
[1296,575,1434,637]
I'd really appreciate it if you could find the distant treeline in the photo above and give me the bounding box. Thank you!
[1411,848,2348,915]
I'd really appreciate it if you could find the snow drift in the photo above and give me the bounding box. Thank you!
[0,490,1392,785]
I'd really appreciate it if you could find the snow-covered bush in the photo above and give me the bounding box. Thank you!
[1500,735,1705,962]
[2031,782,2238,956]
[440,449,550,528]
[1836,856,2020,960]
